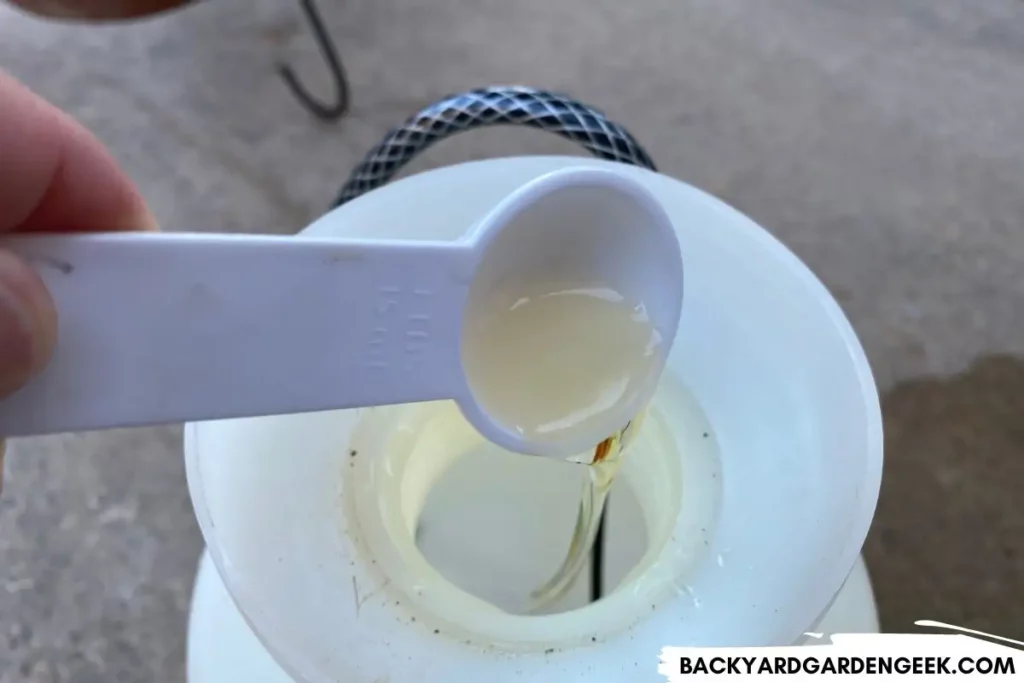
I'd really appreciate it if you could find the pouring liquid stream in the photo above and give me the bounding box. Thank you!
[529,414,645,610]
[460,279,662,609]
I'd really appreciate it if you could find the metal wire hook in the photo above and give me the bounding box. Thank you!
[277,0,350,121]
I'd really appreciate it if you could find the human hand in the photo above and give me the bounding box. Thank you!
[8,0,193,20]
[0,71,156,492]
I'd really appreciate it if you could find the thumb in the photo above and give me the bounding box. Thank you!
[0,249,57,398]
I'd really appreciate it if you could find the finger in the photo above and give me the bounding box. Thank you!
[0,250,57,397]
[8,0,193,20]
[0,71,157,233]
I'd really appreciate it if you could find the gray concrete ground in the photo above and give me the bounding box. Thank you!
[1,0,1023,680]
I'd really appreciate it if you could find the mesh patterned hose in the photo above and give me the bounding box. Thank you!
[333,85,657,207]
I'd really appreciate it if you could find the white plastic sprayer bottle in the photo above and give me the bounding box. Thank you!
[184,87,883,683]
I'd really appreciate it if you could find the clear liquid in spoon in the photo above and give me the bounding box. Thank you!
[461,280,663,447]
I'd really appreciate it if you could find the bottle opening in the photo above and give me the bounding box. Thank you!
[415,439,649,614]
[347,375,717,648]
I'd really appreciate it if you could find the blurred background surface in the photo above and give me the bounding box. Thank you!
[1,0,1023,680]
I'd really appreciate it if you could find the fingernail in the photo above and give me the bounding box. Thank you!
[138,208,160,232]
[126,203,160,232]
[0,251,56,397]
[110,207,159,232]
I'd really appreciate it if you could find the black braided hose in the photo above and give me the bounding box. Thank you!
[334,86,656,207]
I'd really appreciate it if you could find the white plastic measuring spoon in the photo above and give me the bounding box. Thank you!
[0,167,682,457]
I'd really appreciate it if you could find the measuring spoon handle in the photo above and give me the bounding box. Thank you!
[0,232,471,437]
